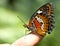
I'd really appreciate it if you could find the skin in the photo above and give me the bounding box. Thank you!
[0,33,44,46]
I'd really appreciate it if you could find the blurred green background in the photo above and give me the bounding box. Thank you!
[0,0,59,46]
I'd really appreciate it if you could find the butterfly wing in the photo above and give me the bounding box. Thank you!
[27,2,54,36]
[39,2,54,34]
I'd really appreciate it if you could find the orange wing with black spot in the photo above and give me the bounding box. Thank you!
[25,2,54,36]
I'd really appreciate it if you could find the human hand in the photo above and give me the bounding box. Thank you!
[0,33,44,46]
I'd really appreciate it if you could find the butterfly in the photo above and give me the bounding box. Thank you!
[18,2,54,36]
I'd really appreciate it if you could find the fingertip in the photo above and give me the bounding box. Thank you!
[11,34,43,46]
[22,34,40,45]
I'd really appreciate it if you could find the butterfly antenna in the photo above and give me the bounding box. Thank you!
[17,16,27,28]
[17,16,29,35]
